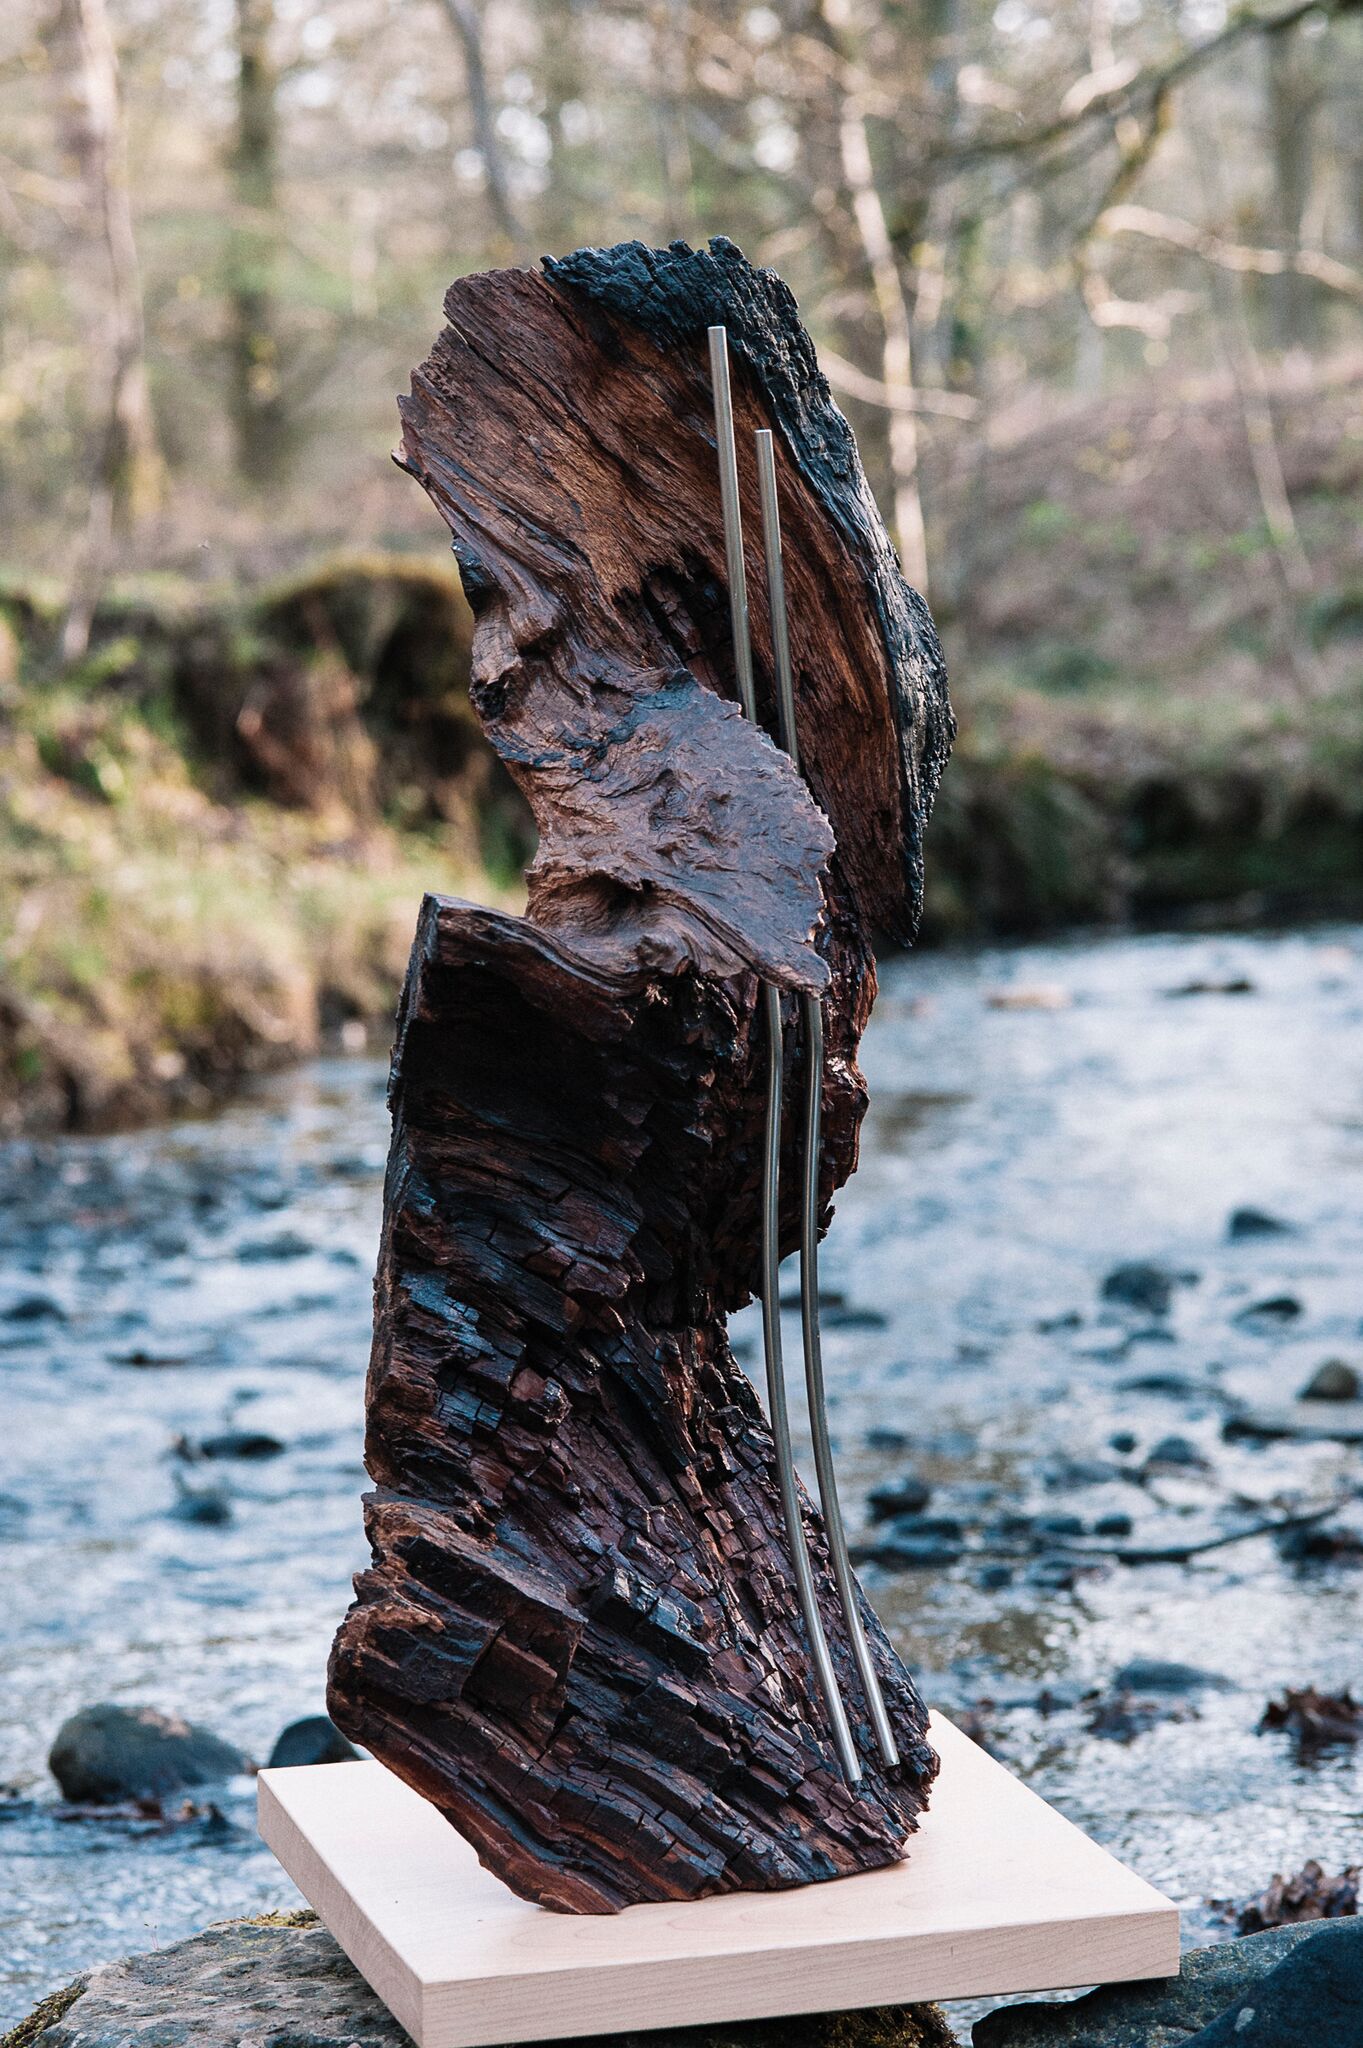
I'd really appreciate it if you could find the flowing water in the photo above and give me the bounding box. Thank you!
[3,926,1361,2031]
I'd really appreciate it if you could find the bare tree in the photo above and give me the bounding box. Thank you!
[813,0,930,596]
[1264,16,1324,349]
[435,0,524,251]
[53,0,161,656]
[230,0,287,487]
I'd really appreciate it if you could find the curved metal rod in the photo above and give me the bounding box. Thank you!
[707,325,861,1788]
[754,429,901,1770]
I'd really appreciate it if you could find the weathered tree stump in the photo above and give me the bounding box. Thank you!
[327,239,953,1914]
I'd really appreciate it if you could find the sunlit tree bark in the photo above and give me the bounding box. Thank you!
[230,0,287,488]
[54,0,161,656]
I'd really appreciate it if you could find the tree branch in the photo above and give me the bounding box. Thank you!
[1098,202,1363,302]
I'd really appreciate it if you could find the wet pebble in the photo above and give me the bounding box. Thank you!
[1043,1454,1128,1487]
[49,1704,251,1804]
[1101,1260,1178,1317]
[181,1431,286,1462]
[1229,1206,1295,1240]
[1026,1556,1078,1591]
[1223,1401,1363,1444]
[1031,1512,1084,1539]
[1118,1371,1218,1399]
[237,1231,315,1263]
[266,1716,359,1768]
[1084,1692,1195,1742]
[1111,1659,1234,1696]
[3,1294,67,1323]
[1143,1433,1209,1471]
[864,1426,910,1451]
[852,1526,965,1570]
[820,1304,888,1331]
[1235,1294,1303,1326]
[865,1475,932,1521]
[170,1479,232,1526]
[1301,1358,1361,1402]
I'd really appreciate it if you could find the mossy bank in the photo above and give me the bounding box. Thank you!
[3,552,1361,1132]
[0,555,529,1133]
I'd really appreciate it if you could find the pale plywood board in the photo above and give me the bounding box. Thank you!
[258,1713,1179,2048]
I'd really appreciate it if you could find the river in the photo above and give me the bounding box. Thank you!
[3,925,1361,2030]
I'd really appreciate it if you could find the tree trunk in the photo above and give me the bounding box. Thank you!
[54,0,161,658]
[1265,20,1322,349]
[436,0,524,253]
[230,0,287,488]
[327,239,952,1914]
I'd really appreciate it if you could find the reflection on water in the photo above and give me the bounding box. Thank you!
[4,929,1363,2025]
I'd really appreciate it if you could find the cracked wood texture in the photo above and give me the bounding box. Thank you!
[327,239,954,1914]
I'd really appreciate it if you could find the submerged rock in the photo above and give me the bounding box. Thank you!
[866,1475,933,1521]
[1223,1401,1363,1444]
[9,1915,962,2047]
[48,1704,250,1804]
[1111,1660,1233,1697]
[1300,1358,1361,1402]
[169,1478,232,1525]
[1233,1294,1302,1327]
[971,1921,1353,2046]
[1142,1433,1208,1471]
[2,1294,68,1324]
[196,1430,286,1460]
[1100,1261,1177,1317]
[267,1716,359,1768]
[1227,1207,1294,1240]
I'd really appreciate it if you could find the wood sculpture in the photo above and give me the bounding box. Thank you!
[327,237,954,1914]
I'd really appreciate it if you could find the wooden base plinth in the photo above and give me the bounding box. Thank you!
[258,1715,1178,2047]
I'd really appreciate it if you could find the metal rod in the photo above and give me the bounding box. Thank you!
[707,327,758,725]
[708,325,861,1789]
[755,429,901,1770]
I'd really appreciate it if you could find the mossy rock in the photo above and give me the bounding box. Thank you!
[2,1918,958,2047]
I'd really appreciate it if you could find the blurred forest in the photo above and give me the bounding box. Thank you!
[3,0,1363,1128]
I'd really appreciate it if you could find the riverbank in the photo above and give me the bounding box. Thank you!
[4,554,1361,1131]
[0,557,524,1133]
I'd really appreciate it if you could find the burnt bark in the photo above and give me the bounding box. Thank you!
[328,239,953,1914]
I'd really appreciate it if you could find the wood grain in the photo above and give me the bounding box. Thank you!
[259,1716,1181,2048]
[327,239,954,1913]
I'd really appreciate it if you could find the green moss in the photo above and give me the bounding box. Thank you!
[0,1979,84,2048]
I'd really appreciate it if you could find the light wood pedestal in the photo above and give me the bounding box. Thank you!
[258,1713,1178,2047]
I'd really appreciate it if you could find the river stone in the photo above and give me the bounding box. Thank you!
[1110,1660,1234,1697]
[10,1916,961,2048]
[48,1704,250,1804]
[1300,1358,1361,1403]
[1223,1401,1363,1445]
[1227,1208,1293,1241]
[1100,1262,1176,1317]
[266,1715,359,1768]
[971,1922,1331,2046]
[1182,1921,1363,2045]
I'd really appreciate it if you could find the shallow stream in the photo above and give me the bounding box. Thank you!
[3,925,1361,2029]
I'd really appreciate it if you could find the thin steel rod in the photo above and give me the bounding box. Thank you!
[706,327,758,725]
[755,429,901,1770]
[708,325,861,1789]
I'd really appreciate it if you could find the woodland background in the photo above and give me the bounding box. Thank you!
[3,0,1363,1128]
